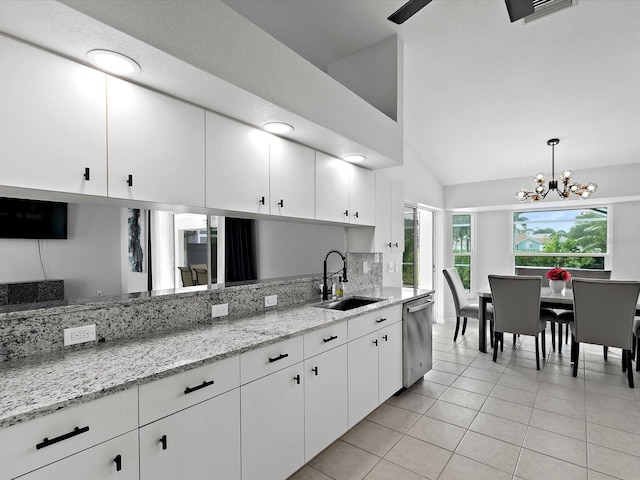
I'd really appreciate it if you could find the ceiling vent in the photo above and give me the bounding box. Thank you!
[524,0,577,23]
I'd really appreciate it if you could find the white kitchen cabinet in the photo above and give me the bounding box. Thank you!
[374,173,405,252]
[347,331,380,428]
[378,321,404,402]
[315,152,351,223]
[107,76,206,207]
[205,111,270,214]
[349,165,376,226]
[304,344,348,461]
[0,35,107,196]
[17,430,139,480]
[139,388,241,480]
[240,363,305,480]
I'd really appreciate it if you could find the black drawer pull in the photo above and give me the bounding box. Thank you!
[114,454,122,472]
[36,426,89,450]
[278,199,284,207]
[312,366,318,375]
[323,335,338,343]
[127,174,133,187]
[184,380,214,395]
[383,334,388,341]
[294,374,301,384]
[259,196,265,205]
[344,210,349,216]
[268,353,289,363]
[354,211,359,218]
[83,167,90,181]
[373,339,378,346]
[160,434,167,450]
[375,318,387,324]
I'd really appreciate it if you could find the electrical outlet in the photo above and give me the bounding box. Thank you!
[387,261,394,273]
[265,295,278,307]
[211,303,229,318]
[64,324,96,346]
[363,261,369,274]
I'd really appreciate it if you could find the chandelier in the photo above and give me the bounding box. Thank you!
[516,138,597,202]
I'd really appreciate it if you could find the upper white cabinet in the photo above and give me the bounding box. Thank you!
[107,76,206,207]
[206,111,270,214]
[349,166,375,225]
[0,35,107,196]
[269,137,315,219]
[374,173,405,252]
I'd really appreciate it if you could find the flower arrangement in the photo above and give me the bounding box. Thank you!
[547,267,571,281]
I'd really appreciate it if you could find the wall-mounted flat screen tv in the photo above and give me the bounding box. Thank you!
[0,197,68,239]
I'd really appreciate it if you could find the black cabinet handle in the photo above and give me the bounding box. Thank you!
[268,353,289,363]
[83,167,90,181]
[294,374,301,384]
[312,366,318,376]
[114,454,122,472]
[373,339,378,346]
[36,426,90,450]
[259,196,265,205]
[127,174,133,187]
[376,318,387,324]
[354,211,359,218]
[184,380,214,395]
[160,434,167,450]
[344,210,349,216]
[394,242,399,248]
[383,334,388,341]
[323,335,338,343]
[278,199,284,207]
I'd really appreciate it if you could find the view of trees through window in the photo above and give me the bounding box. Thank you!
[452,214,471,291]
[513,208,607,270]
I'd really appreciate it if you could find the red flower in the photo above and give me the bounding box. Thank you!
[547,267,571,281]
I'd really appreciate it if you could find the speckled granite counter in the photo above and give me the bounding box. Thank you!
[0,287,431,430]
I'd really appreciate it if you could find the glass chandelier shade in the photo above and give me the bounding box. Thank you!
[516,139,597,203]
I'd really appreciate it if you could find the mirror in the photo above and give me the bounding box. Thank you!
[0,200,360,305]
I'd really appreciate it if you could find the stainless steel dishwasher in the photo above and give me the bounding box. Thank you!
[403,293,434,388]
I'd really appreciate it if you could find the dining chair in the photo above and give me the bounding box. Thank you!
[443,268,493,342]
[488,275,551,370]
[178,266,195,287]
[193,267,208,285]
[634,318,640,372]
[570,279,640,387]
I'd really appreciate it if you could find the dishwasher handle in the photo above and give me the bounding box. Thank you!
[407,300,434,313]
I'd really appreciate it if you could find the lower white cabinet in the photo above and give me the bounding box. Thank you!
[17,430,139,480]
[304,344,348,461]
[347,331,380,428]
[240,363,305,480]
[139,388,241,480]
[378,322,404,402]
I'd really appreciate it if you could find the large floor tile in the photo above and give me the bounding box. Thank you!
[423,369,458,386]
[440,386,487,410]
[406,415,466,451]
[468,411,527,446]
[585,390,640,416]
[523,426,587,467]
[433,360,468,375]
[363,459,426,480]
[469,357,508,373]
[385,391,436,414]
[288,466,333,480]
[460,366,502,383]
[408,378,448,399]
[586,404,640,434]
[309,441,379,480]
[498,372,541,393]
[528,408,587,441]
[480,397,532,424]
[424,399,479,429]
[341,420,403,457]
[587,443,640,480]
[451,376,495,395]
[534,392,586,421]
[586,422,640,459]
[384,435,451,479]
[515,448,587,480]
[438,453,512,480]
[455,430,520,474]
[366,403,421,433]
[490,384,537,407]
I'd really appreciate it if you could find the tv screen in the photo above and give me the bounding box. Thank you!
[0,197,68,239]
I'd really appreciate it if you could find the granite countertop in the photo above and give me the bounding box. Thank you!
[0,287,432,430]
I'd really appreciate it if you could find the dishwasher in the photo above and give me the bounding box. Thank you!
[402,293,434,388]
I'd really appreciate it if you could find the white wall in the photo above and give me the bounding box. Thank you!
[0,203,121,300]
[609,201,640,280]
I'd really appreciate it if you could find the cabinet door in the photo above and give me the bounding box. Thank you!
[378,321,403,403]
[349,166,375,226]
[390,178,405,253]
[0,35,107,196]
[107,76,205,207]
[374,173,392,252]
[205,111,270,214]
[347,332,379,428]
[304,345,348,462]
[19,430,138,480]
[269,137,315,219]
[241,363,304,480]
[315,152,350,223]
[139,388,240,480]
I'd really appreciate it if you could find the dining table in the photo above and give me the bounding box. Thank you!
[477,285,640,353]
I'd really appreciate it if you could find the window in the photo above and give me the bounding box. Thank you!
[513,207,608,269]
[452,214,472,291]
[403,206,435,289]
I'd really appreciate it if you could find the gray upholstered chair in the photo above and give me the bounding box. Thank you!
[443,268,493,342]
[570,279,640,387]
[193,267,208,285]
[489,275,551,370]
[634,318,640,372]
[178,266,195,287]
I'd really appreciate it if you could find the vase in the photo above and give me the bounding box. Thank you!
[549,279,565,293]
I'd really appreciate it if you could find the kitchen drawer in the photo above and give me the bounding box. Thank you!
[347,305,402,341]
[139,355,240,426]
[0,388,138,480]
[304,321,347,359]
[240,335,303,385]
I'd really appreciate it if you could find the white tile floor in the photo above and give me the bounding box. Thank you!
[288,319,640,480]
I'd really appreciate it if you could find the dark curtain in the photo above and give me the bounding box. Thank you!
[225,218,257,282]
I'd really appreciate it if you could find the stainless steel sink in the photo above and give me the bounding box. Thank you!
[315,296,383,311]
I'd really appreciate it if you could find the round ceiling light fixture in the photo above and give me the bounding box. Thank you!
[87,50,141,76]
[262,122,294,134]
[343,154,366,163]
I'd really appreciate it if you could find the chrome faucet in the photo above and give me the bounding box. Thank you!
[323,250,348,301]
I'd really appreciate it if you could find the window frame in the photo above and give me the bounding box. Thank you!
[452,212,475,293]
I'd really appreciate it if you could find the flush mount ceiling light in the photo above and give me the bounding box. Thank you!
[343,154,366,163]
[516,138,597,203]
[87,50,141,76]
[262,122,294,134]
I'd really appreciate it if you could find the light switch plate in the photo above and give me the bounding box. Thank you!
[265,295,278,307]
[64,324,96,346]
[211,303,229,318]
[387,261,394,273]
[363,261,369,274]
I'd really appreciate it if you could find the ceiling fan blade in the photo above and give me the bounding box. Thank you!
[504,0,535,22]
[388,0,433,24]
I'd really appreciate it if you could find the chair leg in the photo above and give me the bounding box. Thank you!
[603,346,608,361]
[572,338,580,377]
[565,323,569,344]
[454,316,460,341]
[500,332,504,352]
[551,322,556,352]
[541,329,546,358]
[493,332,499,362]
[535,336,540,370]
[623,348,627,372]
[557,322,563,353]
[490,321,494,348]
[512,333,516,346]
[627,350,634,388]
[462,317,467,335]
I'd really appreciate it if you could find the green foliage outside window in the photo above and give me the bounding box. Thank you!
[453,214,472,291]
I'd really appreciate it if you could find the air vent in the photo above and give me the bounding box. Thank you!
[524,0,576,23]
